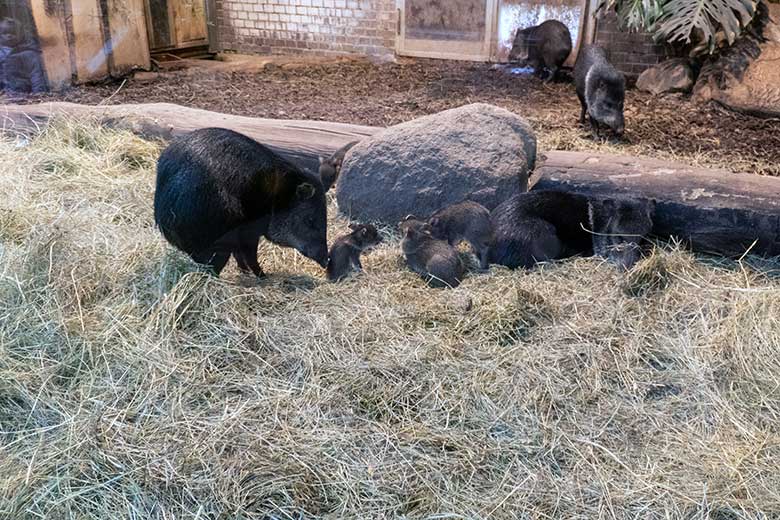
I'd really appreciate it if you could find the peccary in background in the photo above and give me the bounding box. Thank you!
[574,45,626,139]
[400,217,465,288]
[588,198,655,269]
[154,128,329,276]
[326,223,383,281]
[428,201,495,269]
[509,20,572,82]
[489,190,653,269]
[319,141,358,191]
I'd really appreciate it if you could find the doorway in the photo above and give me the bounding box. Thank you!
[397,0,591,64]
[144,0,208,52]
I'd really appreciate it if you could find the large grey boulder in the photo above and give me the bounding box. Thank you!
[636,58,696,95]
[335,103,536,225]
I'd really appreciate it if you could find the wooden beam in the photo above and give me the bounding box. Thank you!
[29,0,72,89]
[532,151,780,257]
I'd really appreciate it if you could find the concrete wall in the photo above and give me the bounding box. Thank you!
[215,0,397,57]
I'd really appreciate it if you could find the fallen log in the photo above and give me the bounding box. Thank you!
[532,152,780,257]
[4,102,779,258]
[0,102,378,173]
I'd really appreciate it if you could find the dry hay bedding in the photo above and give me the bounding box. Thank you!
[1,119,780,519]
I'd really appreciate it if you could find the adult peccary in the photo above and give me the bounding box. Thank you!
[319,141,358,191]
[489,190,653,269]
[509,20,572,82]
[574,45,626,139]
[428,201,494,269]
[326,223,383,281]
[400,217,465,288]
[588,197,655,269]
[154,128,329,277]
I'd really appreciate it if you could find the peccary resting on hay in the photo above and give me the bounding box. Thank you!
[154,127,329,276]
[489,190,653,269]
[509,19,572,82]
[574,45,626,139]
[428,201,495,270]
[319,141,358,191]
[400,216,465,288]
[327,223,383,281]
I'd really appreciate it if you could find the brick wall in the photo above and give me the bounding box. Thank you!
[215,0,397,58]
[594,12,668,76]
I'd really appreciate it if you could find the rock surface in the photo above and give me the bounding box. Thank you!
[693,3,780,118]
[636,58,696,95]
[336,103,536,225]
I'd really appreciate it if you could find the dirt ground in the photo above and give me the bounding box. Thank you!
[13,58,780,175]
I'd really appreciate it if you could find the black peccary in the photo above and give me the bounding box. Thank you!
[509,19,572,82]
[400,217,465,288]
[154,128,329,276]
[574,45,625,139]
[319,141,358,191]
[489,190,653,269]
[326,223,383,281]
[588,197,655,269]
[428,201,495,269]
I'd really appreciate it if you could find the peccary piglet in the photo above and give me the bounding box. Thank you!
[574,45,625,139]
[319,141,358,191]
[154,128,329,277]
[588,197,655,269]
[428,201,494,269]
[400,217,465,288]
[326,223,383,281]
[509,19,572,82]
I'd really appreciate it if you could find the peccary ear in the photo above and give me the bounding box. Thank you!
[403,214,417,221]
[319,156,325,165]
[296,182,317,200]
[429,217,440,228]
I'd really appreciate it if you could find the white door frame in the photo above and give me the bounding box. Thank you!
[396,0,500,61]
[396,0,594,64]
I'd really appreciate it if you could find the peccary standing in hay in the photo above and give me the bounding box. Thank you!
[574,45,626,139]
[428,201,495,270]
[400,217,465,288]
[154,127,329,276]
[327,223,383,281]
[509,20,572,83]
[489,190,654,269]
[319,141,359,191]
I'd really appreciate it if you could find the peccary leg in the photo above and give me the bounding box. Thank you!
[577,94,587,126]
[544,66,558,83]
[193,249,231,275]
[589,115,601,140]
[237,234,264,278]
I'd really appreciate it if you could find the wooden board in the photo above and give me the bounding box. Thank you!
[106,0,152,74]
[70,0,109,80]
[29,0,72,89]
[532,151,780,257]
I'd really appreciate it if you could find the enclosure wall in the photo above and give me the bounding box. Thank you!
[593,11,667,76]
[215,0,397,57]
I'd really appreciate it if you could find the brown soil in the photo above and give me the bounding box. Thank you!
[13,58,780,175]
